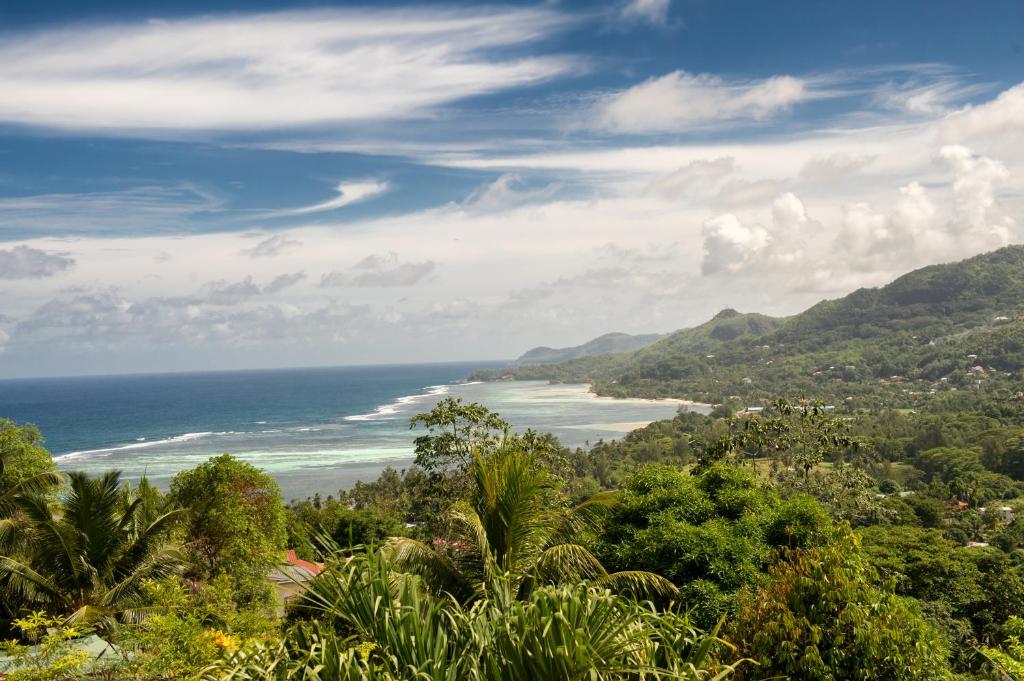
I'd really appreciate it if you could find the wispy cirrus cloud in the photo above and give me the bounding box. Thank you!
[619,0,672,26]
[269,180,390,217]
[0,184,220,236]
[0,7,577,133]
[592,71,818,134]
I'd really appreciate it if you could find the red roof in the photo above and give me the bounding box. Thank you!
[286,549,324,576]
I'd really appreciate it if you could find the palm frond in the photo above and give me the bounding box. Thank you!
[595,570,680,600]
[0,554,63,605]
[534,543,607,584]
[383,537,472,601]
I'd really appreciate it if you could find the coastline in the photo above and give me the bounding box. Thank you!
[579,383,713,410]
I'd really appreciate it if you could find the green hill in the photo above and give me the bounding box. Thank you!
[503,246,1024,408]
[514,331,665,366]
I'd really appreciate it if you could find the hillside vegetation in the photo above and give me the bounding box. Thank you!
[514,331,665,366]
[502,246,1024,408]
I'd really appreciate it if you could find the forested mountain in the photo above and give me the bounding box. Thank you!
[503,246,1024,407]
[514,331,665,366]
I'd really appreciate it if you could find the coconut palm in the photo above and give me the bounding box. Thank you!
[386,445,676,602]
[0,470,186,628]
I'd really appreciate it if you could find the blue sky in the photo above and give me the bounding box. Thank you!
[1,0,1023,377]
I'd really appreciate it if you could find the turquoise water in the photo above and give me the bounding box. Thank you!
[0,364,699,499]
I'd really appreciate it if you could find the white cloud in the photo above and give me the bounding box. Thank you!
[462,174,562,211]
[940,144,1015,249]
[271,180,389,217]
[594,70,812,133]
[701,144,1017,289]
[263,271,307,294]
[873,79,990,116]
[941,82,1024,142]
[700,192,813,275]
[643,158,737,200]
[0,184,219,234]
[620,0,671,25]
[4,77,1024,376]
[0,8,576,132]
[0,246,74,279]
[321,253,436,287]
[700,214,770,275]
[241,234,301,258]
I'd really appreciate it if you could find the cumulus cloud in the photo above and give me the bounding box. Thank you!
[703,145,1017,289]
[594,71,814,133]
[941,82,1024,142]
[701,192,813,275]
[0,8,575,132]
[620,0,671,25]
[271,180,389,217]
[940,144,1015,249]
[241,234,301,258]
[321,253,436,288]
[0,246,75,279]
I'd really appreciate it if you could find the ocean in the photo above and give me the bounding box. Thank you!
[0,363,700,500]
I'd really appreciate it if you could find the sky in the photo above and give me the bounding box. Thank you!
[1,0,1023,378]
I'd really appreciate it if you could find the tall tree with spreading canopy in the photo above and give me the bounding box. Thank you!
[169,454,287,607]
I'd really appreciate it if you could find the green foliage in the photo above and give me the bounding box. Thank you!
[0,420,61,521]
[860,524,1024,670]
[0,612,89,681]
[0,420,57,492]
[169,454,286,607]
[287,497,403,560]
[205,548,745,680]
[388,444,675,604]
[981,615,1024,680]
[597,463,830,627]
[114,576,272,679]
[0,471,184,628]
[731,528,954,680]
[410,397,509,472]
[514,331,666,367]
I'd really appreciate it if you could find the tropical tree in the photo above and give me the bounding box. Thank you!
[169,454,287,607]
[410,398,510,473]
[731,527,954,680]
[0,470,185,629]
[204,547,744,680]
[386,444,676,602]
[0,420,62,522]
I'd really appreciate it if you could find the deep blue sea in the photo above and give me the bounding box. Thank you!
[0,363,697,500]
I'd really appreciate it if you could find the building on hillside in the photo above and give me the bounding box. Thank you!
[268,550,325,616]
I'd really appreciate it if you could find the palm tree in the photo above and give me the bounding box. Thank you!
[387,445,676,602]
[0,470,185,628]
